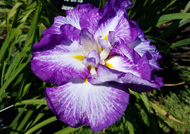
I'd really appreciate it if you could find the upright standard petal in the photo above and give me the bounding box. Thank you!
[45,79,130,131]
[80,29,101,56]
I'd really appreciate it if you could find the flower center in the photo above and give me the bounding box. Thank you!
[80,30,114,77]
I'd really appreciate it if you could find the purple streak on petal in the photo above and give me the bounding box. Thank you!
[42,16,67,35]
[107,51,152,81]
[33,24,81,52]
[45,79,130,131]
[66,4,97,18]
[88,50,100,65]
[60,24,80,41]
[95,9,138,45]
[114,13,138,44]
[32,34,68,52]
[43,4,98,36]
[80,29,101,56]
[106,0,133,10]
[31,42,89,85]
[126,75,164,92]
[111,40,141,63]
[89,65,163,92]
[80,28,94,42]
[128,21,162,71]
[108,31,115,46]
[137,52,152,81]
[66,4,99,30]
[82,57,96,66]
[79,6,100,34]
[82,50,100,66]
[98,38,111,49]
[105,55,140,77]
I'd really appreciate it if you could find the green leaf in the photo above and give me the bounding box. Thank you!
[54,126,81,134]
[157,13,190,26]
[0,55,31,98]
[183,1,190,13]
[170,38,190,48]
[9,105,27,129]
[140,93,151,112]
[23,1,42,51]
[16,110,33,134]
[7,2,22,20]
[127,121,135,134]
[25,116,57,134]
[15,99,47,106]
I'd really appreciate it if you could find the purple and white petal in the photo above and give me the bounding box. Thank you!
[105,55,140,77]
[100,51,151,81]
[134,41,162,70]
[60,24,81,41]
[43,4,98,36]
[108,31,115,46]
[31,41,89,85]
[98,38,111,49]
[95,9,138,45]
[80,29,101,56]
[42,16,68,35]
[82,57,96,66]
[89,65,163,92]
[110,41,141,62]
[33,24,80,52]
[106,0,132,10]
[79,6,100,34]
[84,50,100,66]
[32,34,64,52]
[66,4,98,29]
[45,79,129,131]
[128,21,162,70]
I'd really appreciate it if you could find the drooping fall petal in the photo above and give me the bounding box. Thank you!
[45,79,130,131]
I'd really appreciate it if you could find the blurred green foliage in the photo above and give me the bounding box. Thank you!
[0,0,190,133]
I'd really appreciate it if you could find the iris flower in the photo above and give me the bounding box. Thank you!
[30,0,163,131]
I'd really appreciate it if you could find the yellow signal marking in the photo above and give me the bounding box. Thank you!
[105,62,114,69]
[72,55,85,61]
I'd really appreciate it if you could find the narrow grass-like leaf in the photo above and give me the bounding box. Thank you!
[20,8,35,23]
[16,110,33,133]
[1,61,6,86]
[9,105,27,128]
[183,1,190,13]
[4,53,21,80]
[18,83,31,99]
[170,38,190,48]
[25,116,57,134]
[23,2,42,51]
[25,106,49,131]
[127,121,135,134]
[157,13,190,26]
[54,126,81,134]
[140,93,151,112]
[0,55,31,97]
[6,2,22,32]
[151,102,186,124]
[15,99,47,106]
